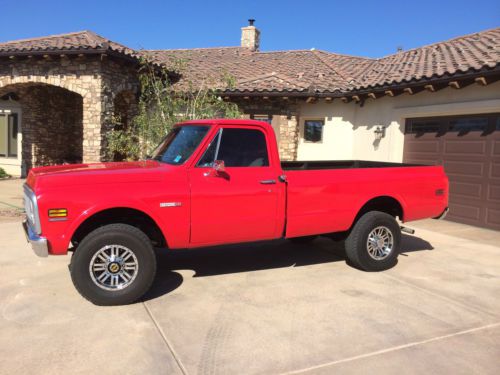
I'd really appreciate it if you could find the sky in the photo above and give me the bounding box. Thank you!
[1,0,499,58]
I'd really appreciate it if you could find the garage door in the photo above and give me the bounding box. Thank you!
[403,113,500,231]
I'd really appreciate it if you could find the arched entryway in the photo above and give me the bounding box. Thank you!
[0,83,83,176]
[109,90,138,161]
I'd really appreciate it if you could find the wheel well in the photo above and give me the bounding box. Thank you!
[71,208,167,249]
[354,196,403,224]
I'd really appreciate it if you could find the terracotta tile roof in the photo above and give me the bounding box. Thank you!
[1,27,499,94]
[355,27,500,89]
[0,30,137,59]
[144,27,500,94]
[143,48,360,93]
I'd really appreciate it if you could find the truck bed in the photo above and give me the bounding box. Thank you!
[281,160,425,170]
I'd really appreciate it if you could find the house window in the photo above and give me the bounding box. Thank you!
[0,113,18,158]
[252,114,273,124]
[304,119,324,142]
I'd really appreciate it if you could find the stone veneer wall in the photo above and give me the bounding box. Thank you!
[0,55,138,171]
[237,100,300,161]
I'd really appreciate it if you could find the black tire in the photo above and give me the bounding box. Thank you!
[344,211,400,271]
[289,235,318,244]
[70,224,157,306]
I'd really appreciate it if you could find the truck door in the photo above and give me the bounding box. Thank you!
[188,126,285,246]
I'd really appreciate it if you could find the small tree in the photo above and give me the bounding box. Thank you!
[106,58,241,160]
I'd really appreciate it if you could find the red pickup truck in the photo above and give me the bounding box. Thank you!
[23,119,448,305]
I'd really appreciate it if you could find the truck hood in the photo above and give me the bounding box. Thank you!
[27,160,167,190]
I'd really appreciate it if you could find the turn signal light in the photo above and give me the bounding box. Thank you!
[48,208,67,218]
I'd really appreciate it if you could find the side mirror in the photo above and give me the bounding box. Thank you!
[213,160,225,173]
[204,160,225,177]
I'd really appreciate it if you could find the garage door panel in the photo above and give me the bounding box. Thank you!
[492,141,500,155]
[490,163,500,179]
[486,208,500,227]
[443,161,484,177]
[404,113,500,230]
[447,203,481,221]
[449,181,482,199]
[444,140,486,155]
[404,139,440,153]
[487,183,500,202]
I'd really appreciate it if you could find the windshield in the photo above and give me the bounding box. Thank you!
[151,125,209,165]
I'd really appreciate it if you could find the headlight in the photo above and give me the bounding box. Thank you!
[23,184,41,234]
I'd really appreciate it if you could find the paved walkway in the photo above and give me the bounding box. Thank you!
[1,219,499,374]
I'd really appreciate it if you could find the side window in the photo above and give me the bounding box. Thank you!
[197,128,269,167]
[304,119,324,142]
[198,130,221,167]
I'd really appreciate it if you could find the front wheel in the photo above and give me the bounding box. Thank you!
[344,211,400,271]
[70,224,157,306]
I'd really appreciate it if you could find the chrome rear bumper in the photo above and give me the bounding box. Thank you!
[22,219,48,257]
[434,207,449,220]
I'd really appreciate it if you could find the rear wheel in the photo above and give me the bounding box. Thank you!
[70,224,157,306]
[344,211,400,271]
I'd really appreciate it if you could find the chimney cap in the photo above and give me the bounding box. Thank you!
[248,19,255,26]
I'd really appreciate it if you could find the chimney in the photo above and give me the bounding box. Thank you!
[241,19,260,51]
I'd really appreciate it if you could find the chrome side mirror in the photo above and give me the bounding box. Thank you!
[204,160,225,177]
[213,160,225,173]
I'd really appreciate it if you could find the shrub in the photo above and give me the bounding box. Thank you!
[106,58,241,161]
[0,167,11,179]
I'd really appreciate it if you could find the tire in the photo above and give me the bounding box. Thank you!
[70,224,157,306]
[344,211,400,271]
[289,235,318,244]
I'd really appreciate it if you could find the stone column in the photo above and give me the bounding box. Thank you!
[82,93,103,163]
[278,115,299,161]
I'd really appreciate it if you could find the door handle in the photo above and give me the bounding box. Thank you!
[260,179,276,185]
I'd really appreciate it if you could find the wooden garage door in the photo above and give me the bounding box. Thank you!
[404,114,500,231]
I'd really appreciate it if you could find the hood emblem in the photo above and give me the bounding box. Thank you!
[160,202,182,208]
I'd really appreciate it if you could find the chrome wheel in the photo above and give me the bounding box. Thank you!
[366,226,394,260]
[89,245,139,291]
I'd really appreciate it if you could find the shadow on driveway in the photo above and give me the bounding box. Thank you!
[144,233,433,302]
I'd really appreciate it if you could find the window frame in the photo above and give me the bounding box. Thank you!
[0,104,22,169]
[303,119,325,143]
[405,113,500,135]
[195,126,271,168]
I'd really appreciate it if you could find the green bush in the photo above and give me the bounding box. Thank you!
[0,167,11,179]
[106,58,241,161]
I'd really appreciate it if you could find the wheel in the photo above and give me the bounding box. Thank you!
[344,211,400,271]
[70,224,157,306]
[289,235,318,244]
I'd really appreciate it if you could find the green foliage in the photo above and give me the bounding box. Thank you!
[0,167,10,179]
[106,58,241,160]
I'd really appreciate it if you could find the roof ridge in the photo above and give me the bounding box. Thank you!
[0,30,92,45]
[312,49,375,60]
[378,26,500,59]
[311,50,355,87]
[237,72,309,88]
[144,46,249,52]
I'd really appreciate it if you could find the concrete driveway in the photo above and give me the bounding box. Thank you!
[0,215,499,374]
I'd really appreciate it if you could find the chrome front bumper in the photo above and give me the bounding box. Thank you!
[22,219,48,257]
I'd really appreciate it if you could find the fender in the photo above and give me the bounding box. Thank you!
[61,200,170,252]
[350,194,408,226]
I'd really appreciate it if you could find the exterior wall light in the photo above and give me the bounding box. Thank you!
[374,126,386,141]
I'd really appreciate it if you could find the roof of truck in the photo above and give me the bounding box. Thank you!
[177,118,273,128]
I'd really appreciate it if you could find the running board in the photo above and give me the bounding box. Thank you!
[400,226,415,235]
